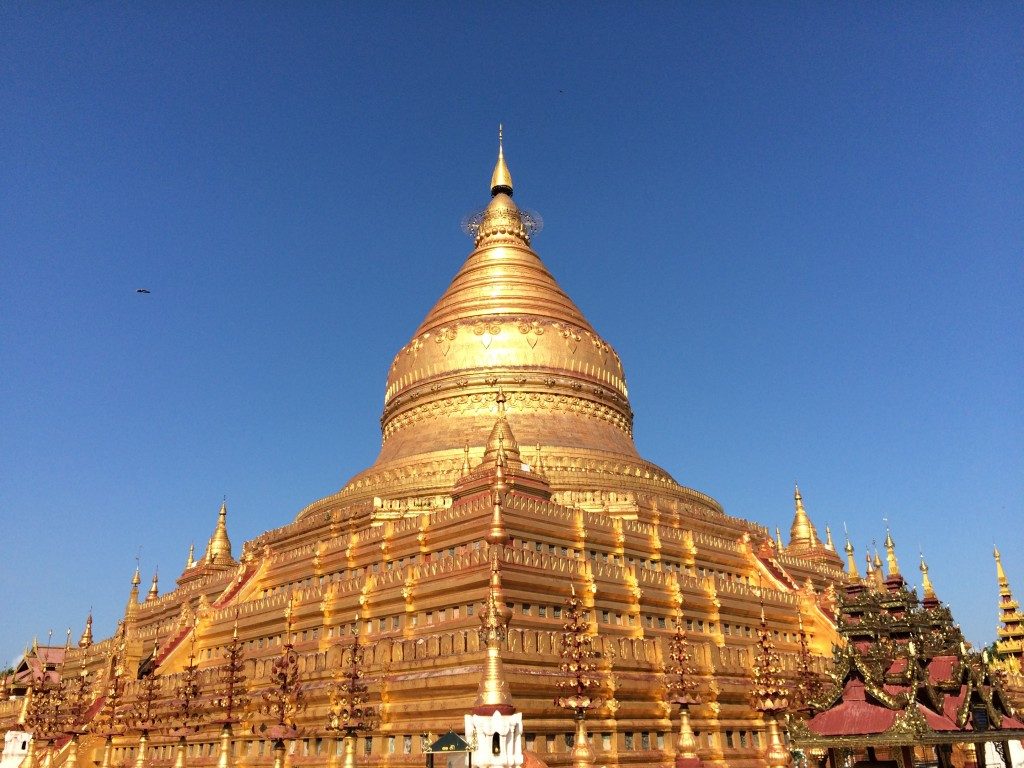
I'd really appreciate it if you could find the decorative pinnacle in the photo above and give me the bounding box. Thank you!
[995,546,1010,592]
[205,498,233,564]
[824,525,835,551]
[919,553,936,600]
[789,482,820,548]
[490,124,513,197]
[78,612,93,648]
[884,522,900,576]
[147,569,159,601]
[185,542,196,570]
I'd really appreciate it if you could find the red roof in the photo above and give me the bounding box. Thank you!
[808,679,898,736]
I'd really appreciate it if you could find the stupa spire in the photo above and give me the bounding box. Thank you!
[126,562,141,615]
[844,535,860,580]
[204,499,234,564]
[788,483,821,549]
[146,569,159,602]
[490,124,513,197]
[185,542,196,570]
[824,525,835,551]
[884,523,900,576]
[919,553,939,608]
[78,612,93,648]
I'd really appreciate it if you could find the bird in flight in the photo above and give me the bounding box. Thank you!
[136,288,150,294]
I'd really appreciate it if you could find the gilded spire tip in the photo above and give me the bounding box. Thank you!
[490,125,514,197]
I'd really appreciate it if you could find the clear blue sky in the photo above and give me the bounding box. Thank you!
[2,3,1021,665]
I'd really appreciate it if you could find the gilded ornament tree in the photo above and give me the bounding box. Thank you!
[665,610,701,765]
[555,586,601,768]
[54,656,93,768]
[168,632,207,768]
[750,604,791,768]
[210,618,251,768]
[790,614,822,719]
[22,662,60,768]
[325,621,377,768]
[255,598,306,768]
[123,642,165,768]
[93,623,130,768]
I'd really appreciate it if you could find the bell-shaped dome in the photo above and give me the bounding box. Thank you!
[374,140,639,468]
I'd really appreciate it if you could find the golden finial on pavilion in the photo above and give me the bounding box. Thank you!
[78,611,93,648]
[146,569,159,602]
[490,124,513,197]
[919,552,936,601]
[775,527,783,549]
[844,535,860,580]
[870,548,885,589]
[185,542,196,570]
[534,444,547,479]
[461,444,471,478]
[824,525,835,551]
[884,522,900,576]
[126,561,142,614]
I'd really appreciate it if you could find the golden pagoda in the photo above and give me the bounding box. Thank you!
[2,135,871,768]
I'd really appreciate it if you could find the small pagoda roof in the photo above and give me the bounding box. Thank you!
[428,731,471,753]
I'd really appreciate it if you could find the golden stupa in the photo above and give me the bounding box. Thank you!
[2,135,863,768]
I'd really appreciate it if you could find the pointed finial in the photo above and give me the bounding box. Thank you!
[131,562,141,586]
[824,525,835,551]
[64,627,72,651]
[534,444,547,478]
[490,125,514,197]
[789,482,821,548]
[461,444,472,477]
[844,534,860,579]
[884,523,900,576]
[204,498,234,564]
[775,527,783,549]
[919,552,936,601]
[995,545,1009,589]
[78,611,93,648]
[147,569,159,601]
[185,542,196,569]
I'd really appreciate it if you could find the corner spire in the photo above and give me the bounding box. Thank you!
[203,498,235,565]
[78,612,93,648]
[490,124,513,197]
[788,483,821,549]
[146,569,159,602]
[844,535,860,580]
[126,562,141,615]
[919,553,938,607]
[185,542,196,570]
[884,523,900,576]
